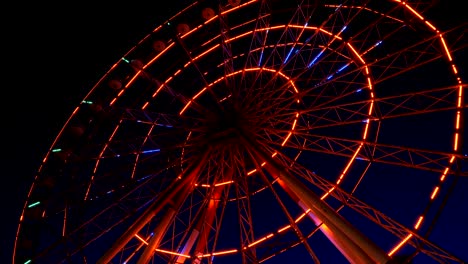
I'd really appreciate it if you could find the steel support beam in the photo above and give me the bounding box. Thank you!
[97,150,210,264]
[242,135,391,264]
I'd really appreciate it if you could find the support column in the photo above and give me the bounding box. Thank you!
[175,166,233,263]
[97,150,210,264]
[242,136,391,264]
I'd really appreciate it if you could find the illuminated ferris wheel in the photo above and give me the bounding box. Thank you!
[14,0,467,263]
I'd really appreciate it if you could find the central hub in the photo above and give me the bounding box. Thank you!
[216,108,240,131]
[202,104,248,143]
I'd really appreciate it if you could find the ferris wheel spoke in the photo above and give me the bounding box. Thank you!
[234,170,259,261]
[180,174,233,263]
[134,148,239,263]
[66,155,191,235]
[264,0,352,73]
[263,2,314,68]
[174,37,229,113]
[272,152,466,263]
[283,86,462,132]
[245,147,321,263]
[241,134,392,263]
[217,1,239,100]
[241,0,271,69]
[136,184,192,264]
[270,131,465,176]
[370,38,450,85]
[371,86,463,120]
[27,152,190,263]
[97,149,211,264]
[118,107,193,127]
[277,2,377,87]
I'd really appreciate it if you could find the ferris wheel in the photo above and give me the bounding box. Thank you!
[14,0,467,263]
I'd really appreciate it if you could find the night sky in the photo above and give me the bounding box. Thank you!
[2,1,467,263]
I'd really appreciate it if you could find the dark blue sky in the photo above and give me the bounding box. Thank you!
[2,1,467,263]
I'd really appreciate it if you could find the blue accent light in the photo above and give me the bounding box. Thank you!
[284,47,295,64]
[142,149,161,154]
[308,50,324,68]
[258,50,264,66]
[337,63,349,73]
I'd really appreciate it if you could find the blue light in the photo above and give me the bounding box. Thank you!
[258,29,268,66]
[258,50,264,66]
[308,50,324,68]
[137,175,151,182]
[337,63,349,73]
[142,149,161,154]
[284,47,295,64]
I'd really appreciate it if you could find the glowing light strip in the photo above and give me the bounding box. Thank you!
[156,248,191,258]
[135,234,191,258]
[245,233,275,248]
[84,120,123,200]
[109,60,144,107]
[142,24,345,112]
[322,42,374,199]
[146,42,176,69]
[439,35,453,61]
[278,225,291,233]
[27,201,40,208]
[295,209,311,223]
[201,249,239,257]
[100,3,463,260]
[386,1,463,257]
[124,233,152,263]
[402,2,424,20]
[179,67,298,117]
[388,234,413,256]
[325,4,403,23]
[16,2,244,259]
[194,180,234,188]
[430,187,439,200]
[414,216,424,229]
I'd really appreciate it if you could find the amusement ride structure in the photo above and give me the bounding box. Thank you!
[14,0,467,263]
